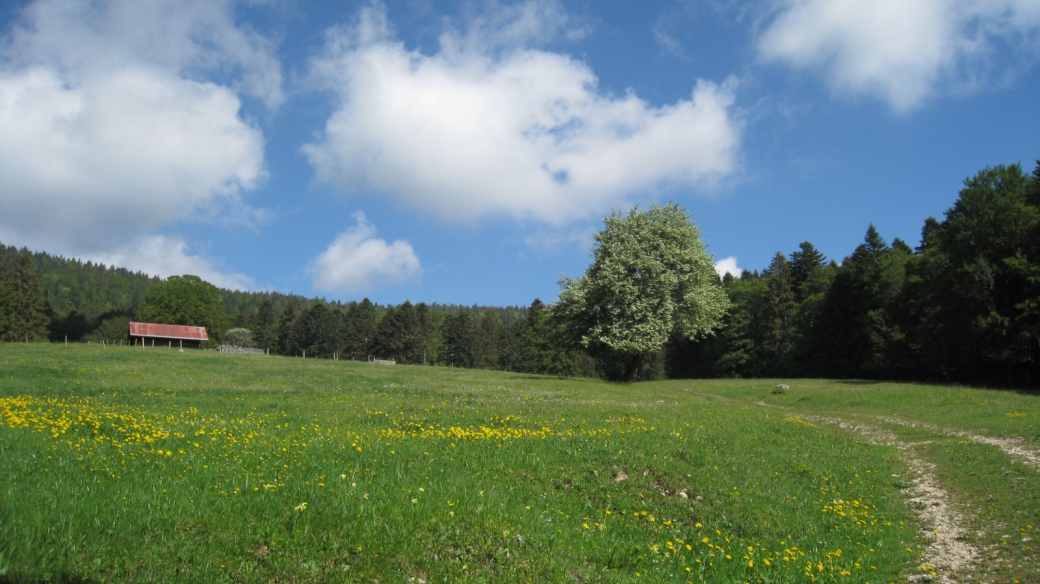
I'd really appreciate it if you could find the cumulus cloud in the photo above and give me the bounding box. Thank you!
[304,2,741,225]
[758,0,1040,111]
[7,0,284,106]
[714,256,743,278]
[91,235,255,291]
[307,212,422,293]
[0,0,277,260]
[0,67,265,248]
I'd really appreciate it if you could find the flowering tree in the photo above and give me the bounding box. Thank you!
[554,204,728,381]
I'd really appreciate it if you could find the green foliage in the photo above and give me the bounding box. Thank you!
[913,163,1040,384]
[789,241,826,302]
[798,225,912,379]
[136,275,229,345]
[371,302,427,364]
[251,299,275,352]
[0,241,159,321]
[442,312,476,368]
[519,299,566,375]
[48,310,92,342]
[496,318,526,371]
[224,328,254,348]
[0,253,50,342]
[275,297,305,356]
[715,274,770,377]
[86,315,132,344]
[343,298,378,360]
[762,252,796,372]
[474,310,504,369]
[556,204,728,381]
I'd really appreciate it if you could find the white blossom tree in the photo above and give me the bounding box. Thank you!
[554,204,728,381]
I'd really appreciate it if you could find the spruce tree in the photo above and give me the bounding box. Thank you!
[443,312,476,368]
[863,224,889,258]
[0,252,50,342]
[371,301,424,364]
[762,252,796,373]
[475,310,503,369]
[344,298,378,360]
[520,299,564,374]
[498,318,527,371]
[789,242,826,302]
[252,298,275,352]
[275,297,304,356]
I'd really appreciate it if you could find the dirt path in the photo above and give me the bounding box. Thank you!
[697,392,1038,582]
[870,415,1040,472]
[796,414,979,583]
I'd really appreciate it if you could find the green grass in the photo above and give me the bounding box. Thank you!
[682,379,1040,583]
[0,345,1036,582]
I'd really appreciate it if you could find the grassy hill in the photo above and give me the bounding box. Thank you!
[0,344,1037,582]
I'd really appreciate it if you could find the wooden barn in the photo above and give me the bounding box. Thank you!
[129,322,209,349]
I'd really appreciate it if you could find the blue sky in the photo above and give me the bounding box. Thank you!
[1,0,1038,307]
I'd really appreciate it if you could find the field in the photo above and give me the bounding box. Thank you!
[0,344,1037,583]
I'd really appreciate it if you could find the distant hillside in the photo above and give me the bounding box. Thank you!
[0,242,159,321]
[0,241,527,327]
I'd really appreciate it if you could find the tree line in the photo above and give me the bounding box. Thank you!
[2,160,1038,386]
[668,162,1040,386]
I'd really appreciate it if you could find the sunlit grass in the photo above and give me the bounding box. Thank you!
[0,344,979,582]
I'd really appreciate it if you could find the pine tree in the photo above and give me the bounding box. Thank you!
[498,318,526,371]
[253,298,275,352]
[475,310,503,369]
[520,299,564,374]
[296,303,342,358]
[443,312,476,368]
[275,297,304,356]
[344,298,378,360]
[762,252,796,373]
[370,302,424,363]
[863,224,889,258]
[0,253,50,342]
[789,241,826,302]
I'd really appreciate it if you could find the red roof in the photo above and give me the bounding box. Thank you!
[129,322,209,341]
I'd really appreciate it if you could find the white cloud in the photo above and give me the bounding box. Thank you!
[0,0,277,256]
[304,2,741,225]
[758,0,1040,111]
[523,225,595,253]
[91,235,255,291]
[307,212,422,293]
[714,256,743,278]
[447,0,591,52]
[0,67,265,248]
[7,0,284,107]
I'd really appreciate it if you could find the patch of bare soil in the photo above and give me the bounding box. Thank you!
[797,415,979,583]
[871,415,1040,472]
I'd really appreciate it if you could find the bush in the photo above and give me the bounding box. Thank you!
[224,328,254,348]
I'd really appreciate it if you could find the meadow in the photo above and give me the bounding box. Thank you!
[0,344,1037,583]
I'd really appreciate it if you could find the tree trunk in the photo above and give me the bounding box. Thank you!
[622,354,644,383]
